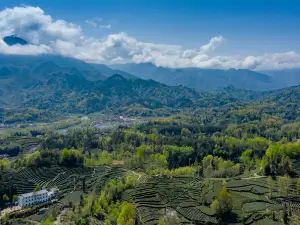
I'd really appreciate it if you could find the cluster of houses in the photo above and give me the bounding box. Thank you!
[18,188,59,208]
[0,154,9,159]
[0,124,11,129]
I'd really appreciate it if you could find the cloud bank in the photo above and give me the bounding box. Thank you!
[0,6,299,70]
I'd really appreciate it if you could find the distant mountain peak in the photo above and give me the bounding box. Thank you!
[107,74,127,81]
[111,63,277,91]
[3,35,28,46]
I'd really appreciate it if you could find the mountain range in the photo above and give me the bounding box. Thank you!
[2,35,300,92]
[0,52,299,115]
[0,35,299,118]
[263,69,300,88]
[110,63,300,91]
[0,52,211,114]
[0,54,139,105]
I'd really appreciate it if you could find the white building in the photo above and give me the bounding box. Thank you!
[48,188,59,199]
[18,188,59,208]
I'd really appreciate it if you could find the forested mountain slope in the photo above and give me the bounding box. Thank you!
[263,69,300,88]
[21,73,219,114]
[110,63,282,91]
[0,54,299,120]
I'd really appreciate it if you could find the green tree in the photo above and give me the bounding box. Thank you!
[210,199,220,215]
[92,202,102,216]
[283,204,289,224]
[211,187,233,219]
[157,214,180,225]
[240,149,253,167]
[136,145,146,163]
[99,150,113,165]
[117,203,135,225]
[0,158,10,171]
[296,179,300,196]
[281,156,292,175]
[278,177,285,196]
[278,176,291,197]
[181,128,192,137]
[157,217,167,225]
[104,219,112,225]
[41,216,55,225]
[57,137,64,148]
[60,148,83,166]
[80,194,84,207]
[202,155,214,169]
[82,177,86,193]
[12,195,19,203]
[34,184,42,192]
[3,194,9,201]
[78,217,86,225]
[267,176,275,197]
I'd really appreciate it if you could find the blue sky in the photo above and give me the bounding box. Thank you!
[0,0,299,69]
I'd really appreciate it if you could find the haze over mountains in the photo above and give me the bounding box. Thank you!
[111,63,279,91]
[0,51,299,116]
[110,63,300,91]
[0,35,300,111]
[2,35,299,92]
[263,69,300,89]
[0,53,231,115]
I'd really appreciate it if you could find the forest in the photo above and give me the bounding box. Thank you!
[0,83,300,225]
[1,1,300,224]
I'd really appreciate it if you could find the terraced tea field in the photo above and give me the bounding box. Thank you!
[123,176,300,225]
[0,165,127,197]
[0,135,39,155]
[2,166,300,224]
[123,176,219,225]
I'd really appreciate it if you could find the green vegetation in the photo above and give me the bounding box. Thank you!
[211,187,233,220]
[0,61,300,224]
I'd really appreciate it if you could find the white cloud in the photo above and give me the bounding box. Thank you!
[0,39,51,55]
[0,6,299,70]
[99,24,112,29]
[85,20,97,28]
[85,17,111,29]
[0,6,82,45]
[200,36,224,53]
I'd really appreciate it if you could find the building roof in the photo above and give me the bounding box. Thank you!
[20,190,48,198]
[50,187,59,191]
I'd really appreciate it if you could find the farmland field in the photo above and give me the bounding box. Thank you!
[0,165,127,202]
[120,176,300,225]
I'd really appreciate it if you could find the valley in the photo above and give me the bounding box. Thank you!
[0,83,299,224]
[0,28,299,225]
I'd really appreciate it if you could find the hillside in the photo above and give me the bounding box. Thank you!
[0,51,297,94]
[263,69,300,88]
[0,54,247,116]
[0,54,138,107]
[0,54,137,81]
[1,87,300,224]
[0,54,299,121]
[21,73,216,114]
[110,63,279,91]
[0,55,205,113]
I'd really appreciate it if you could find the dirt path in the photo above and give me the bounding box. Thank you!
[0,206,21,218]
[242,173,266,180]
[54,208,68,225]
[23,219,40,225]
[130,170,142,181]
